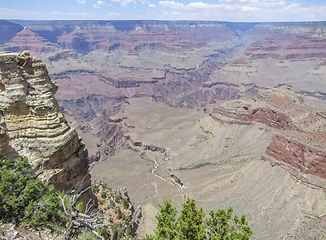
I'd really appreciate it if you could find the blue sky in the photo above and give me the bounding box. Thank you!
[1,0,326,22]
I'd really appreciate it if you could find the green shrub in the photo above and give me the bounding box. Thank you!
[92,185,99,193]
[77,201,84,213]
[96,226,108,238]
[122,197,129,209]
[111,223,128,240]
[114,190,122,203]
[101,191,107,199]
[117,208,123,220]
[101,182,108,189]
[111,224,118,240]
[79,231,97,240]
[0,156,65,228]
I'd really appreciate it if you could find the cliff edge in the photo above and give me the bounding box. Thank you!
[0,50,93,201]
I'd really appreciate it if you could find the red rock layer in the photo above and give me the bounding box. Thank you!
[251,108,291,129]
[266,135,326,179]
[210,102,292,130]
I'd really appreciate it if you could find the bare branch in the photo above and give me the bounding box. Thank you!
[91,230,105,240]
[75,186,92,203]
[89,208,99,217]
[61,186,109,240]
[57,193,68,215]
[85,198,96,215]
[209,225,218,235]
[70,212,91,218]
[93,223,111,229]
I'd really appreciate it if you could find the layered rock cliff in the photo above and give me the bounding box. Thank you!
[208,90,326,187]
[0,50,92,201]
[4,28,59,54]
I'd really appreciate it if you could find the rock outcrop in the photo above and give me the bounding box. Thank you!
[210,98,292,129]
[0,50,93,201]
[0,113,12,157]
[207,90,326,188]
[266,134,326,180]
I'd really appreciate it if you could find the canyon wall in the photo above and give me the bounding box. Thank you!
[0,50,93,201]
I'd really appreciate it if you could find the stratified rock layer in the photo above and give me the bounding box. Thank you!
[0,51,92,199]
[4,29,58,53]
[267,134,326,180]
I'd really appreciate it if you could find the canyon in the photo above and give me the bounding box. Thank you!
[1,19,326,239]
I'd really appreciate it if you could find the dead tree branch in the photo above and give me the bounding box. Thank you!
[58,187,110,240]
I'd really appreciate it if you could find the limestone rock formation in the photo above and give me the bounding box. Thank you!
[0,50,93,201]
[0,113,12,157]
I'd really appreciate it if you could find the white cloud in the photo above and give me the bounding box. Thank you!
[106,12,121,16]
[149,4,155,7]
[0,8,100,20]
[159,0,288,10]
[77,0,86,3]
[0,7,126,20]
[159,1,186,9]
[188,2,219,9]
[219,0,249,3]
[157,0,326,21]
[93,1,105,8]
[255,0,287,7]
[282,3,300,11]
[219,0,284,3]
[159,1,228,10]
[240,6,255,11]
[111,0,146,6]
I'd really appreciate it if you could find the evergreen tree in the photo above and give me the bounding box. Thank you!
[175,198,206,240]
[154,199,178,239]
[206,207,252,240]
[146,198,252,240]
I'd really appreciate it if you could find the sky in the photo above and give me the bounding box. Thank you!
[1,0,326,22]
